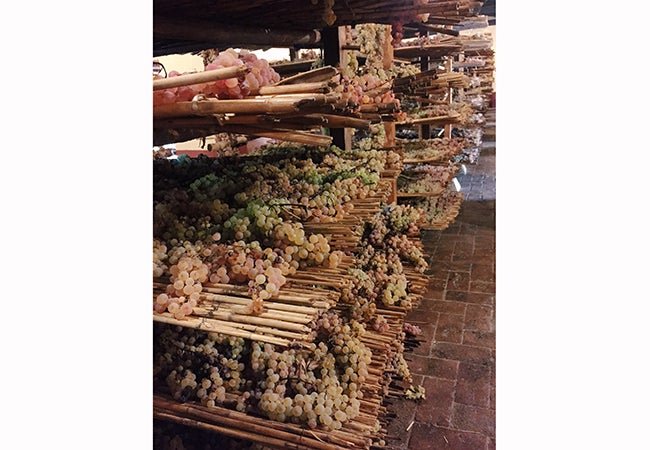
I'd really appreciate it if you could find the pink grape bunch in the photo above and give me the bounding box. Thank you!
[204,238,291,315]
[332,73,402,113]
[403,322,422,337]
[153,48,281,106]
[154,252,210,319]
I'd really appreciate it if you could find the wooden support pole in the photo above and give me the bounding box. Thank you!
[415,23,460,37]
[381,26,396,149]
[444,56,453,139]
[154,16,321,48]
[419,46,431,140]
[153,66,250,90]
[321,26,348,149]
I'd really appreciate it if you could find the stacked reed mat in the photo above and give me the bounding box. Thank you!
[154,66,375,147]
[152,150,437,448]
[396,137,468,164]
[393,69,470,97]
[153,281,339,349]
[392,34,492,63]
[399,191,464,230]
[422,198,463,230]
[152,175,398,346]
[154,294,428,450]
[154,0,484,55]
[153,303,412,449]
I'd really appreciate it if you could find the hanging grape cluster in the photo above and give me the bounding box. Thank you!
[153,48,281,106]
[154,314,372,431]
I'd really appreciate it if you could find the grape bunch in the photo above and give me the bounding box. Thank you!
[412,102,474,125]
[204,239,291,314]
[274,223,333,268]
[332,72,401,110]
[386,234,427,274]
[154,315,372,432]
[155,325,247,405]
[222,201,284,241]
[351,205,428,309]
[153,48,281,106]
[398,163,460,194]
[391,21,404,46]
[364,204,424,243]
[353,123,387,151]
[369,314,390,333]
[153,239,168,278]
[152,146,393,316]
[340,268,378,321]
[399,137,469,163]
[155,251,210,319]
[393,33,445,48]
[401,191,464,225]
[403,322,422,337]
[204,48,281,99]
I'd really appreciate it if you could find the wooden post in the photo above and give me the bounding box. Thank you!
[444,56,453,139]
[389,177,397,205]
[382,26,396,148]
[321,26,350,149]
[384,122,396,148]
[419,50,430,140]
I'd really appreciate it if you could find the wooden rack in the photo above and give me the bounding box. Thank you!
[152,2,489,447]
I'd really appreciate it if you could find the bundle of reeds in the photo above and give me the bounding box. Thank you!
[153,67,373,147]
[153,280,338,348]
[154,0,485,38]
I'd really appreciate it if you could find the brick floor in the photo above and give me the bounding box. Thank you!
[386,149,496,449]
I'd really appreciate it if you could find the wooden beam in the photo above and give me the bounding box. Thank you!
[154,16,321,48]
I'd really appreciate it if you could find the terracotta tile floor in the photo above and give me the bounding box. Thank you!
[385,148,496,450]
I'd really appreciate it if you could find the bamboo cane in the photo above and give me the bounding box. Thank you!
[153,314,293,346]
[271,59,319,76]
[171,312,312,341]
[358,102,398,113]
[155,307,311,332]
[220,114,327,128]
[275,66,338,86]
[424,16,464,25]
[288,272,348,283]
[363,83,392,98]
[358,113,382,123]
[153,412,326,450]
[158,284,334,311]
[397,115,460,126]
[414,23,460,36]
[316,114,371,130]
[288,278,345,288]
[254,81,332,96]
[153,66,250,90]
[217,125,333,146]
[155,395,372,448]
[194,300,315,324]
[153,97,304,118]
[154,406,351,450]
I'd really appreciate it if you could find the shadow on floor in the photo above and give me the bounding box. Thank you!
[456,200,495,228]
